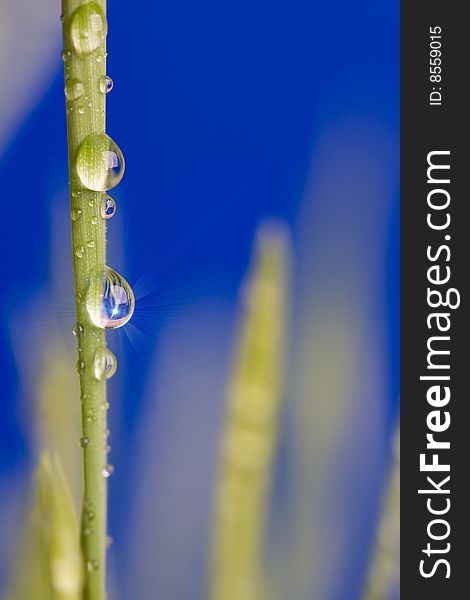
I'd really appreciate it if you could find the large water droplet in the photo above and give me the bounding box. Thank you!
[76,133,125,192]
[99,75,113,94]
[100,194,116,219]
[64,79,84,101]
[86,266,135,329]
[94,347,117,380]
[70,3,107,56]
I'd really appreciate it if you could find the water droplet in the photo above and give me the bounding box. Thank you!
[86,559,99,572]
[77,360,86,372]
[70,3,107,56]
[87,240,96,248]
[87,510,95,520]
[94,347,117,380]
[91,216,98,225]
[102,464,114,478]
[71,208,83,221]
[75,245,85,259]
[86,266,135,329]
[64,79,84,101]
[80,436,90,447]
[100,194,116,219]
[76,133,125,191]
[83,527,91,536]
[71,190,81,198]
[78,106,86,115]
[61,49,72,62]
[88,198,95,207]
[96,54,103,63]
[99,75,113,94]
[72,323,84,339]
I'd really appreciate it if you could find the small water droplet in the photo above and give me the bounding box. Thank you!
[71,190,81,198]
[86,559,99,572]
[71,208,83,221]
[76,133,125,191]
[102,464,114,478]
[91,216,98,225]
[94,347,117,380]
[78,106,86,115]
[87,510,95,520]
[100,194,116,219]
[80,436,90,447]
[96,54,103,63]
[64,79,84,101]
[75,245,85,259]
[77,360,86,372]
[99,75,113,94]
[87,240,96,248]
[61,49,72,62]
[70,3,107,56]
[86,266,135,329]
[88,198,95,207]
[83,527,91,536]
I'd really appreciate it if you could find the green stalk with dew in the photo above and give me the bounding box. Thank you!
[61,2,134,598]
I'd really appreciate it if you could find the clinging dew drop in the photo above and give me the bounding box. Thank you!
[94,347,117,380]
[86,266,135,329]
[70,3,107,56]
[100,194,116,219]
[64,78,84,101]
[99,75,113,94]
[76,133,125,192]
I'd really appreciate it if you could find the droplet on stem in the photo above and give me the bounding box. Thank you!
[102,464,114,478]
[76,133,125,192]
[86,266,135,329]
[70,3,107,56]
[94,347,117,380]
[100,194,116,219]
[64,79,84,101]
[99,75,113,94]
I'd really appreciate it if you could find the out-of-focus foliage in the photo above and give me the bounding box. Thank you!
[363,426,400,600]
[7,452,83,600]
[36,340,82,507]
[211,223,289,600]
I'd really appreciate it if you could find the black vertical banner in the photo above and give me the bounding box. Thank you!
[401,3,470,598]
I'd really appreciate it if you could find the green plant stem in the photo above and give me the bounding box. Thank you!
[61,2,108,599]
